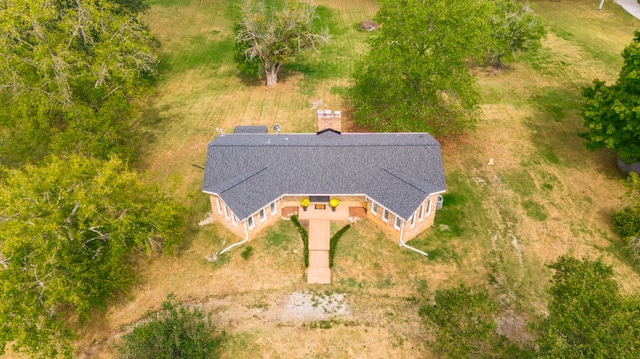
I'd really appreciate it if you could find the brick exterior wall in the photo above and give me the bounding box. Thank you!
[209,194,282,239]
[401,194,439,242]
[365,194,440,242]
[366,198,402,239]
[209,193,441,242]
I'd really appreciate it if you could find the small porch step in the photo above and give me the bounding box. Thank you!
[307,267,331,284]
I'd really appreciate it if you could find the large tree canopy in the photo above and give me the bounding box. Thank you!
[537,256,640,358]
[350,0,493,135]
[350,0,544,135]
[0,0,157,165]
[235,0,329,87]
[486,0,546,68]
[0,155,185,358]
[581,31,640,164]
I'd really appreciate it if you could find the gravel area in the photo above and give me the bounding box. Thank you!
[284,291,351,320]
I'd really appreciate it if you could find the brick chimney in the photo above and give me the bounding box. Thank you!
[316,110,342,133]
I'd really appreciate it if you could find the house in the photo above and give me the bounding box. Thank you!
[202,111,447,255]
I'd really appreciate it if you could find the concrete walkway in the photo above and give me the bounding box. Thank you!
[616,0,640,19]
[307,219,331,284]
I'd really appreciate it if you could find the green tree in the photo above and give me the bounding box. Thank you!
[235,0,329,87]
[350,0,493,135]
[0,0,157,165]
[117,294,224,359]
[581,31,640,164]
[0,155,185,358]
[537,255,640,358]
[486,0,546,68]
[420,285,529,358]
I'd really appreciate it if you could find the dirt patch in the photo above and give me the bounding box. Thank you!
[494,311,534,344]
[281,206,299,218]
[349,206,367,219]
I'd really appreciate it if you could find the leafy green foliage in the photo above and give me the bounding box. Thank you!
[329,224,350,268]
[117,294,224,359]
[581,31,640,163]
[614,206,640,240]
[420,285,528,358]
[614,173,640,241]
[235,0,330,86]
[0,0,157,165]
[350,0,493,135]
[290,215,309,267]
[536,256,640,358]
[0,156,185,358]
[486,0,546,68]
[112,0,150,14]
[241,245,254,260]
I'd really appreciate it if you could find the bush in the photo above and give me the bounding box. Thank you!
[614,205,640,240]
[613,173,640,259]
[117,294,224,359]
[290,215,309,267]
[241,246,254,260]
[329,225,350,268]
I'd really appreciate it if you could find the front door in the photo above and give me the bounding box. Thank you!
[309,195,330,203]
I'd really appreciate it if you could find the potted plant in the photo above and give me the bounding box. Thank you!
[300,198,311,211]
[329,198,339,212]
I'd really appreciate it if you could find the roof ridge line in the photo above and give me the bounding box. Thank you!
[380,167,429,194]
[217,165,269,193]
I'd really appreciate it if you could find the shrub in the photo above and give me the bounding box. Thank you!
[290,215,309,267]
[614,205,640,240]
[329,225,350,268]
[613,173,640,257]
[241,246,254,260]
[117,294,224,359]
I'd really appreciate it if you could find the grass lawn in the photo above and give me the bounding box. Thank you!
[69,0,640,357]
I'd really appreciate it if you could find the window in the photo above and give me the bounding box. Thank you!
[270,202,276,214]
[383,209,389,222]
[216,198,222,213]
[232,215,237,226]
[418,204,424,221]
[372,202,378,214]
[259,209,265,222]
[224,204,229,219]
[395,216,402,229]
[425,199,433,217]
[410,214,415,227]
[247,216,254,229]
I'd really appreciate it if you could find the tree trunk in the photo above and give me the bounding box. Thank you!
[492,54,503,69]
[265,62,281,87]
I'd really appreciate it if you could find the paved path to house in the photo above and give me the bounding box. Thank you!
[307,219,331,284]
[616,0,640,19]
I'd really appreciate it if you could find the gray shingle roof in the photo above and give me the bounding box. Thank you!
[233,126,268,134]
[202,131,446,220]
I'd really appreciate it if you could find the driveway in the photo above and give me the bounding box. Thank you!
[616,0,640,20]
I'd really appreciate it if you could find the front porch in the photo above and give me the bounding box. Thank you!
[280,199,367,222]
[280,198,367,284]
